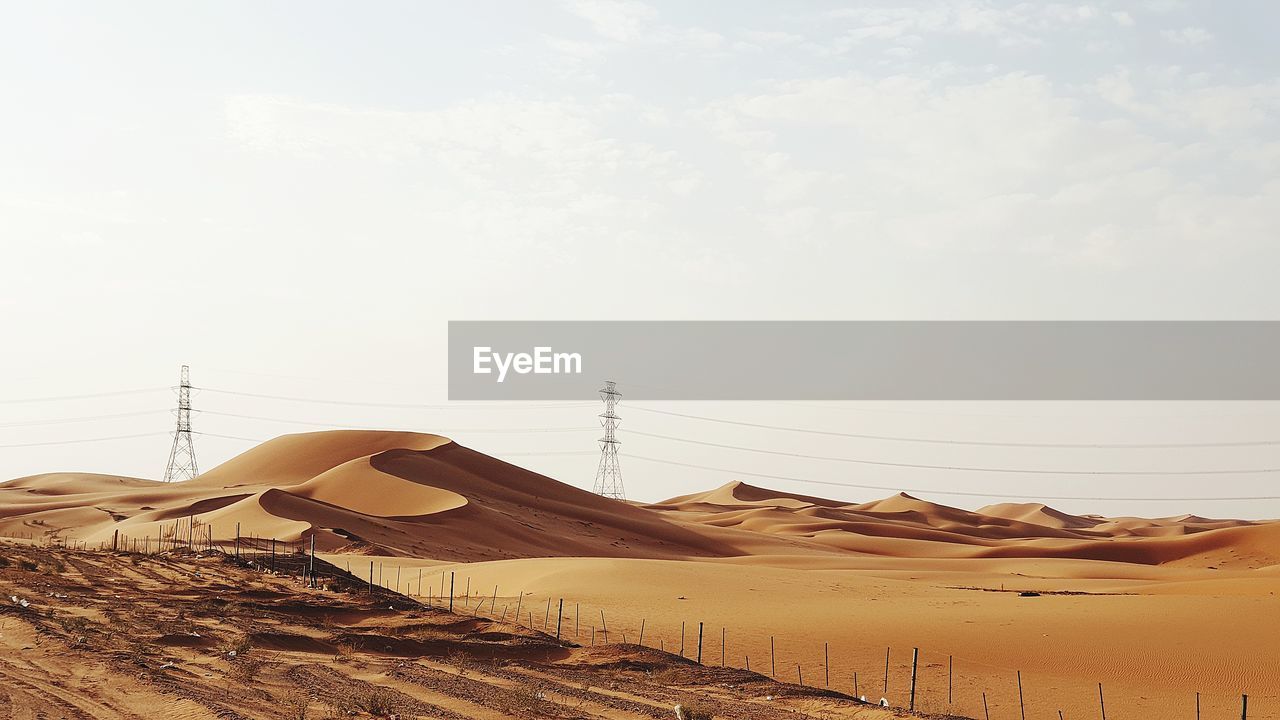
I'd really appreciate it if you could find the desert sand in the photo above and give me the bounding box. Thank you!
[2,430,1278,718]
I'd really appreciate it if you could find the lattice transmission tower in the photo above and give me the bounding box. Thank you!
[163,365,199,482]
[592,380,625,500]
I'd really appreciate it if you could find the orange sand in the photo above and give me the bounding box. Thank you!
[3,430,1278,718]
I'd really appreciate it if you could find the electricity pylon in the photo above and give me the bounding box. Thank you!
[163,365,199,482]
[592,380,625,500]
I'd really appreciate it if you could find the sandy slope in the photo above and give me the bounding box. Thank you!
[2,430,1279,718]
[1,544,898,720]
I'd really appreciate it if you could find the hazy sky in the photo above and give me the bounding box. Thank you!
[3,1,1279,517]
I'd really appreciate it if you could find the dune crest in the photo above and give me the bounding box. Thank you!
[2,430,1276,569]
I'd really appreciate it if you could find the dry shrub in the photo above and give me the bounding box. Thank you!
[58,615,92,635]
[648,667,687,685]
[345,686,402,716]
[127,636,155,661]
[227,634,253,657]
[674,699,714,720]
[226,657,265,683]
[281,688,311,720]
[445,649,474,675]
[333,638,357,664]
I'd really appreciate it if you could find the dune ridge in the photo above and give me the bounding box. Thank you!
[1,432,1277,570]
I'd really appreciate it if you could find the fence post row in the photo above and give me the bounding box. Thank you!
[25,538,1260,719]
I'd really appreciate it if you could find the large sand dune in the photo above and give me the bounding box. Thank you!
[3,432,1277,569]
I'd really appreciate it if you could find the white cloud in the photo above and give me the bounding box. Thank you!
[697,67,1278,267]
[223,93,707,268]
[560,0,656,42]
[1093,68,1280,134]
[557,0,725,51]
[1161,26,1214,45]
[824,2,1107,50]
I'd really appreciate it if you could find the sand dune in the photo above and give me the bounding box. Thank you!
[3,431,741,561]
[977,500,1103,529]
[4,435,1277,570]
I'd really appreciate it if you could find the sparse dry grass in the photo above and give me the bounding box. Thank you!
[675,698,715,720]
[281,688,311,720]
[0,547,891,720]
[332,638,357,663]
[226,656,265,683]
[346,685,402,716]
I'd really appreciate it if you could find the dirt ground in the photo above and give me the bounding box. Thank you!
[0,542,943,720]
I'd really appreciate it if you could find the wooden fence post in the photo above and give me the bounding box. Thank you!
[697,622,704,664]
[771,636,776,678]
[556,599,564,639]
[721,627,726,667]
[638,618,645,646]
[909,647,919,712]
[1017,670,1026,720]
[949,655,953,705]
[449,572,454,612]
[1242,693,1249,720]
[825,642,830,688]
[1099,682,1106,719]
[884,647,890,694]
[983,692,990,720]
[600,610,607,643]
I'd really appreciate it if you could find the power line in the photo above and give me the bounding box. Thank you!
[194,431,594,457]
[624,455,1280,502]
[0,387,168,404]
[198,410,596,433]
[0,432,168,449]
[628,406,1280,449]
[196,387,595,410]
[194,432,264,443]
[626,429,1280,476]
[502,451,596,457]
[0,409,168,429]
[774,400,1280,421]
